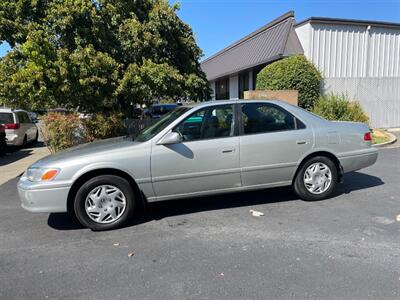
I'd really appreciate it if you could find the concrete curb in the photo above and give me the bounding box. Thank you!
[373,131,397,148]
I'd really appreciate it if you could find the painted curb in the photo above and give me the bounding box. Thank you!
[373,131,397,148]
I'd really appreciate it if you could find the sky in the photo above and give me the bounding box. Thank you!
[0,0,399,59]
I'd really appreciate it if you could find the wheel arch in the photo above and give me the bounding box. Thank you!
[67,168,144,214]
[292,151,343,184]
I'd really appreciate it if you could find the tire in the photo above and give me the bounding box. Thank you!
[74,175,136,231]
[22,135,27,148]
[0,141,5,156]
[293,156,338,201]
[33,131,39,144]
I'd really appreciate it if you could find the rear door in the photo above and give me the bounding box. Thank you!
[239,102,313,187]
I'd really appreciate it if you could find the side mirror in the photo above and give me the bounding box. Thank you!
[157,132,182,145]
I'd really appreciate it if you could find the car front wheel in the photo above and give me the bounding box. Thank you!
[74,175,135,231]
[293,156,338,201]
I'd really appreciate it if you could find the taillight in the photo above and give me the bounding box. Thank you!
[364,132,372,141]
[4,123,20,129]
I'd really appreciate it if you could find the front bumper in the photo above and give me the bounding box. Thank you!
[18,176,70,213]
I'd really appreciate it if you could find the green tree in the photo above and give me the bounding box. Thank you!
[256,55,322,109]
[0,0,209,112]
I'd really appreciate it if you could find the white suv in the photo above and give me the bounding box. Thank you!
[0,109,39,147]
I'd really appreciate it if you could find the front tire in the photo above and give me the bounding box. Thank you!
[293,156,338,201]
[74,175,135,231]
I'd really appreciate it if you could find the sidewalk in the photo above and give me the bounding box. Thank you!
[0,143,50,185]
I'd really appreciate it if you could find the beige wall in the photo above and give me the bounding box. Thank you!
[244,90,298,106]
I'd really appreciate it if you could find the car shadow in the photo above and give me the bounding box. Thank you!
[0,142,46,166]
[47,171,384,231]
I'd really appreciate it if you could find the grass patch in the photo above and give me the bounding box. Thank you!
[372,129,391,145]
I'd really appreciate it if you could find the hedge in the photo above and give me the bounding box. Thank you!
[256,55,322,109]
[312,93,370,125]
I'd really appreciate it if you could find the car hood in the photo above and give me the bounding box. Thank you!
[33,136,139,167]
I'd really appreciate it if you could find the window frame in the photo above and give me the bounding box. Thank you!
[172,103,239,143]
[238,102,307,136]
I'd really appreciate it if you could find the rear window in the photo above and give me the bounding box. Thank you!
[0,113,14,124]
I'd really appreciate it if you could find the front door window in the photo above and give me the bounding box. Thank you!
[174,105,235,141]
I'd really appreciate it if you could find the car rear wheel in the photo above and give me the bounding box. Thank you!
[0,139,5,156]
[293,156,338,201]
[33,131,39,144]
[74,175,135,231]
[22,135,27,148]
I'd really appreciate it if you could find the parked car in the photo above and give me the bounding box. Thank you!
[0,124,6,156]
[148,103,178,118]
[0,109,39,147]
[18,100,378,231]
[28,111,38,123]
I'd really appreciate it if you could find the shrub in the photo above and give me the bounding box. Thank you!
[41,112,126,153]
[41,113,85,153]
[83,113,125,142]
[256,55,322,109]
[312,93,369,124]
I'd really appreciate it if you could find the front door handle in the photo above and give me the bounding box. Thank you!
[222,149,235,153]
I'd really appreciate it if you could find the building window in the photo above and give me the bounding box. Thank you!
[215,78,230,100]
[239,72,249,99]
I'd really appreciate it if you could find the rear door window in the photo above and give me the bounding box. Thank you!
[0,113,14,124]
[241,103,304,134]
[16,112,31,123]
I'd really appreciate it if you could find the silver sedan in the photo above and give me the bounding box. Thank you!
[18,100,378,230]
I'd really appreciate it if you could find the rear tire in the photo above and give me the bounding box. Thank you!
[0,139,6,156]
[33,131,39,144]
[293,156,338,201]
[22,135,27,148]
[74,175,136,231]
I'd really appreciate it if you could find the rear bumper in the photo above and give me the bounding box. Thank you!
[6,133,21,146]
[18,177,70,213]
[338,148,378,173]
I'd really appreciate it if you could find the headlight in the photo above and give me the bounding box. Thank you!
[26,168,60,182]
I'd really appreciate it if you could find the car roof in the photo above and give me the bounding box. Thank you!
[152,103,178,107]
[0,108,29,113]
[183,99,286,108]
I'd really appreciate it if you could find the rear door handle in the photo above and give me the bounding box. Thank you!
[296,140,308,145]
[222,149,235,153]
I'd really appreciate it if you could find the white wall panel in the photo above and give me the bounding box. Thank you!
[368,27,400,77]
[298,23,400,78]
[322,78,400,128]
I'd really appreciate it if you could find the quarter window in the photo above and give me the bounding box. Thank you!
[174,105,234,142]
[241,103,304,134]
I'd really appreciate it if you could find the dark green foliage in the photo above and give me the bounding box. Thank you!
[256,55,322,109]
[0,0,209,112]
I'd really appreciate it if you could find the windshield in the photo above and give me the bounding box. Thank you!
[135,107,190,142]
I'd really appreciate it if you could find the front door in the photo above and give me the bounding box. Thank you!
[151,104,241,199]
[239,102,313,187]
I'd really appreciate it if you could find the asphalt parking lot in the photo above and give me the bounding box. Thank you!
[0,147,399,299]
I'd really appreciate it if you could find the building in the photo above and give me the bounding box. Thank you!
[201,11,400,128]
